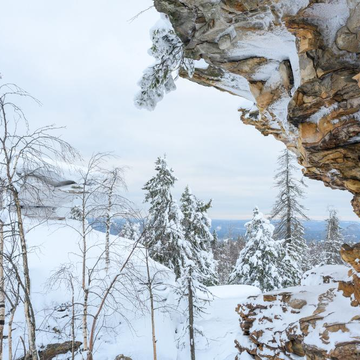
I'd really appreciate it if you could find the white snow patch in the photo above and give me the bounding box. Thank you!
[209,285,261,299]
[220,72,256,102]
[194,59,209,69]
[301,265,351,286]
[308,104,338,124]
[303,0,349,46]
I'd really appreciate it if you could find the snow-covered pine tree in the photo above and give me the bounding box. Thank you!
[229,207,283,292]
[143,156,184,279]
[320,208,344,265]
[135,16,194,111]
[119,221,141,241]
[271,148,310,285]
[180,186,218,286]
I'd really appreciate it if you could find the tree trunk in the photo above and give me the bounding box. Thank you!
[105,185,113,272]
[13,193,38,360]
[146,248,157,360]
[71,281,75,360]
[81,211,88,352]
[0,220,4,360]
[188,275,195,360]
[82,288,89,352]
[8,290,20,360]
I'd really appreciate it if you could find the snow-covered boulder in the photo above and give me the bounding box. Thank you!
[301,265,350,286]
[235,280,360,359]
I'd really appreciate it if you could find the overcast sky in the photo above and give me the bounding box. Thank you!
[0,1,357,221]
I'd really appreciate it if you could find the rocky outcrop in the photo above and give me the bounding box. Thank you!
[16,341,82,360]
[235,266,360,360]
[114,355,132,360]
[154,0,360,217]
[338,243,360,306]
[38,342,82,360]
[234,249,360,360]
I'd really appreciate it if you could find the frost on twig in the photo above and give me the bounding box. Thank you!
[135,16,194,111]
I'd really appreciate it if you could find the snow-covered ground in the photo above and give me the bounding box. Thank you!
[7,219,260,360]
[9,218,357,360]
[177,285,261,360]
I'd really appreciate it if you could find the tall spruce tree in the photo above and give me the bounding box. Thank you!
[143,156,185,278]
[320,208,344,265]
[229,207,283,292]
[180,186,218,286]
[271,149,309,284]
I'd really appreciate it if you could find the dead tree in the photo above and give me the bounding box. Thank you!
[0,83,78,359]
[46,265,77,360]
[65,154,142,359]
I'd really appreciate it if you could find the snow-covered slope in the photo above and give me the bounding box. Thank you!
[6,219,261,360]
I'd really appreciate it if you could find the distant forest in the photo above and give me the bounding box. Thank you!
[92,218,360,243]
[211,219,360,242]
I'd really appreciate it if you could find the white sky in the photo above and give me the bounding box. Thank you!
[0,0,357,220]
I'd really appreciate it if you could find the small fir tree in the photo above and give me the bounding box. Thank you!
[229,207,283,292]
[143,156,185,278]
[271,148,310,284]
[180,186,218,286]
[69,205,82,221]
[320,208,344,265]
[119,221,141,241]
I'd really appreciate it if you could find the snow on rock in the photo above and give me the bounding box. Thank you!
[235,270,360,359]
[301,265,351,286]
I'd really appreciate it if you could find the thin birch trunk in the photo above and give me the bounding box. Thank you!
[145,248,157,360]
[188,274,195,360]
[80,185,89,352]
[71,280,75,360]
[105,185,113,272]
[14,194,38,360]
[0,220,4,360]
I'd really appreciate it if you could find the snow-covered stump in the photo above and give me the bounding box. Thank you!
[234,266,360,360]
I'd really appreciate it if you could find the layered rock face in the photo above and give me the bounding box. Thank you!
[154,0,360,217]
[338,243,360,306]
[235,263,360,360]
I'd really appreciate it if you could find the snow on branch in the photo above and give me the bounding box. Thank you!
[134,16,194,111]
